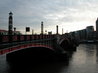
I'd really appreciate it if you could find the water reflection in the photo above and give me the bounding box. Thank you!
[96,45,98,63]
[60,44,98,73]
[1,44,98,73]
[0,55,9,73]
[8,60,70,73]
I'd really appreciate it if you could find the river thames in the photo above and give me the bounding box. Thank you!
[0,44,98,73]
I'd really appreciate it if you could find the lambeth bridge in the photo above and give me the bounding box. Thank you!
[0,34,78,62]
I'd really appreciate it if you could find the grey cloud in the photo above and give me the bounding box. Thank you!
[0,0,98,33]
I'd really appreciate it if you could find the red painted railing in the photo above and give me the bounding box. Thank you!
[0,42,54,55]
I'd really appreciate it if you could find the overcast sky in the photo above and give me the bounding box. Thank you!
[0,0,98,34]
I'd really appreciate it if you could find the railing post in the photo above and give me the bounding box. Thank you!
[24,35,26,41]
[8,35,13,43]
[0,35,2,44]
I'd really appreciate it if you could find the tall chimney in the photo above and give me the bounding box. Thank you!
[62,28,63,34]
[41,21,43,35]
[14,27,16,32]
[56,25,58,34]
[8,12,13,35]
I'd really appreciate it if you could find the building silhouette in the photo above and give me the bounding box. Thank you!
[70,26,95,41]
[0,29,22,35]
[86,26,94,40]
[0,29,8,35]
[96,18,98,39]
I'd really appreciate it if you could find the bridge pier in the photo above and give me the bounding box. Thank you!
[57,34,78,52]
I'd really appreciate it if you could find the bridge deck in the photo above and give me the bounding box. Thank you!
[0,38,60,55]
[0,34,77,55]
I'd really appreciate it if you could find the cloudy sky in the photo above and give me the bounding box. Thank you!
[0,0,98,34]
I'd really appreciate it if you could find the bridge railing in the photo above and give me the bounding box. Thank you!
[0,35,55,43]
[0,35,56,50]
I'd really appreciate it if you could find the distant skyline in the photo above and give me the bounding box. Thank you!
[0,0,98,34]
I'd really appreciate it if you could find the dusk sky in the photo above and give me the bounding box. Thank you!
[0,0,98,34]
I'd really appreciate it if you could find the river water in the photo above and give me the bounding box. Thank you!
[0,44,98,73]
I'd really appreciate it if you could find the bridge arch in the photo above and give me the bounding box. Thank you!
[59,36,77,52]
[6,46,57,63]
[59,37,71,51]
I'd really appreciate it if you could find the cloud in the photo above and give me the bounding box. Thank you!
[0,0,98,34]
